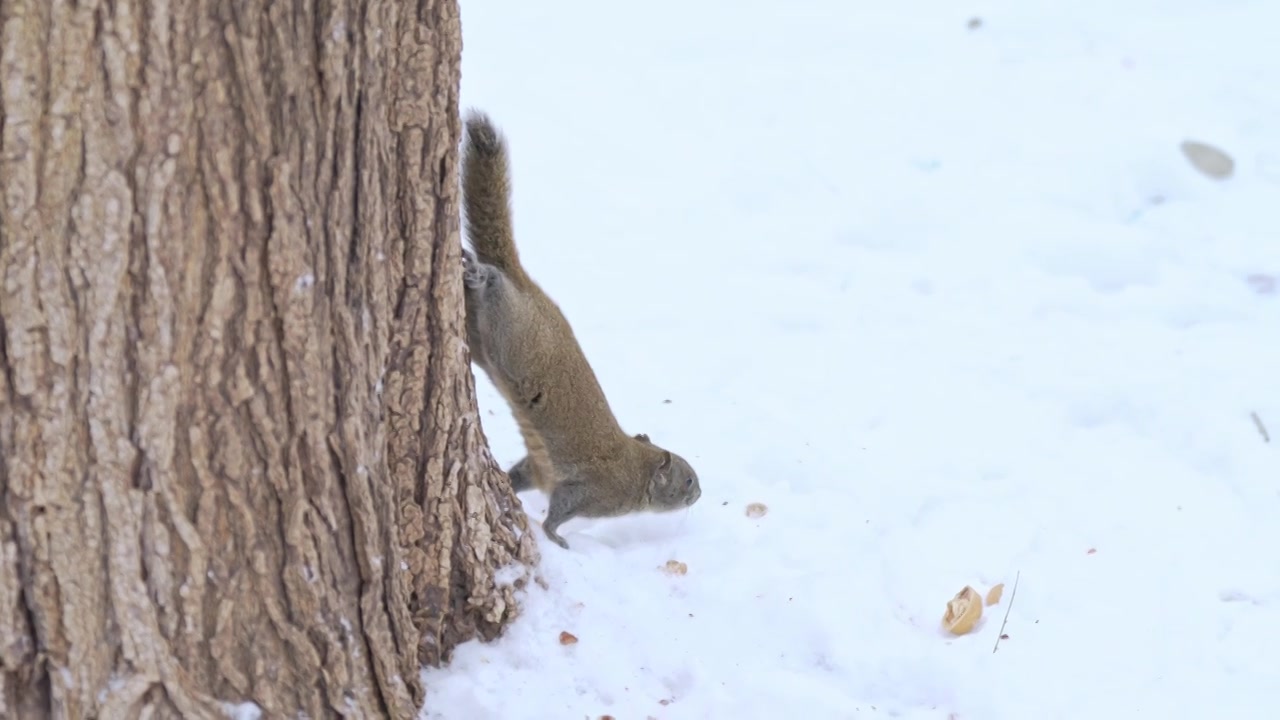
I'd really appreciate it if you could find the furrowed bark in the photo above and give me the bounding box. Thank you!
[0,0,537,717]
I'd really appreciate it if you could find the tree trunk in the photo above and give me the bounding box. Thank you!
[0,0,537,718]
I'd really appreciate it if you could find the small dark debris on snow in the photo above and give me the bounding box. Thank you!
[1246,274,1277,296]
[968,17,982,30]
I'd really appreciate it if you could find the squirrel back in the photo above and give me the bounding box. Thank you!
[460,110,624,454]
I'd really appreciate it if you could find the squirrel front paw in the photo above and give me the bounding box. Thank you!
[542,523,570,549]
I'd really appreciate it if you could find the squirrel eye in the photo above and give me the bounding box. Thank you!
[685,477,693,487]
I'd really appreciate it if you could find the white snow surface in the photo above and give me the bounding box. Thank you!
[422,0,1280,718]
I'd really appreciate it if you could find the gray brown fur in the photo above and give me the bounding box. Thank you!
[460,109,702,549]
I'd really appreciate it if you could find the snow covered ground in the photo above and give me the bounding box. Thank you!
[423,1,1280,717]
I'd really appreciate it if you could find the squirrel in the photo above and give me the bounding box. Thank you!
[459,109,702,549]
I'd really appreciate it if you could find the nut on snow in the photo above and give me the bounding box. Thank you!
[942,586,983,635]
[745,502,768,518]
[558,631,578,645]
[663,560,688,575]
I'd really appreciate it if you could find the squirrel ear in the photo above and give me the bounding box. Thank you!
[658,451,672,472]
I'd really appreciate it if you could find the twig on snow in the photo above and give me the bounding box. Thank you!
[992,570,1020,654]
[1251,412,1270,443]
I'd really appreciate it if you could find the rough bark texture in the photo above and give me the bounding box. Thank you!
[0,0,537,718]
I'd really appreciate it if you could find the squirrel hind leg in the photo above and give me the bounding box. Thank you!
[461,251,491,290]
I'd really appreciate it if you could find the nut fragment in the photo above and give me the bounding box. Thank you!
[559,631,578,645]
[942,586,983,635]
[745,502,768,518]
[663,560,688,575]
[1180,139,1234,180]
[986,583,1004,606]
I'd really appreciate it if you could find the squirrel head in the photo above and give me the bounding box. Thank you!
[645,445,702,511]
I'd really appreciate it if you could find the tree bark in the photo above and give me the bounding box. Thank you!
[0,0,537,718]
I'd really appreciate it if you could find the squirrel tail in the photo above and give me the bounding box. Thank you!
[462,109,525,280]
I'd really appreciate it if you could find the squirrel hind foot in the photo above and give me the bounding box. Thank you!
[462,255,492,290]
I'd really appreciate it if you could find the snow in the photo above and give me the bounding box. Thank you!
[422,0,1280,717]
[218,701,262,720]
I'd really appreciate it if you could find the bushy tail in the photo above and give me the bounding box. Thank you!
[462,109,525,280]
